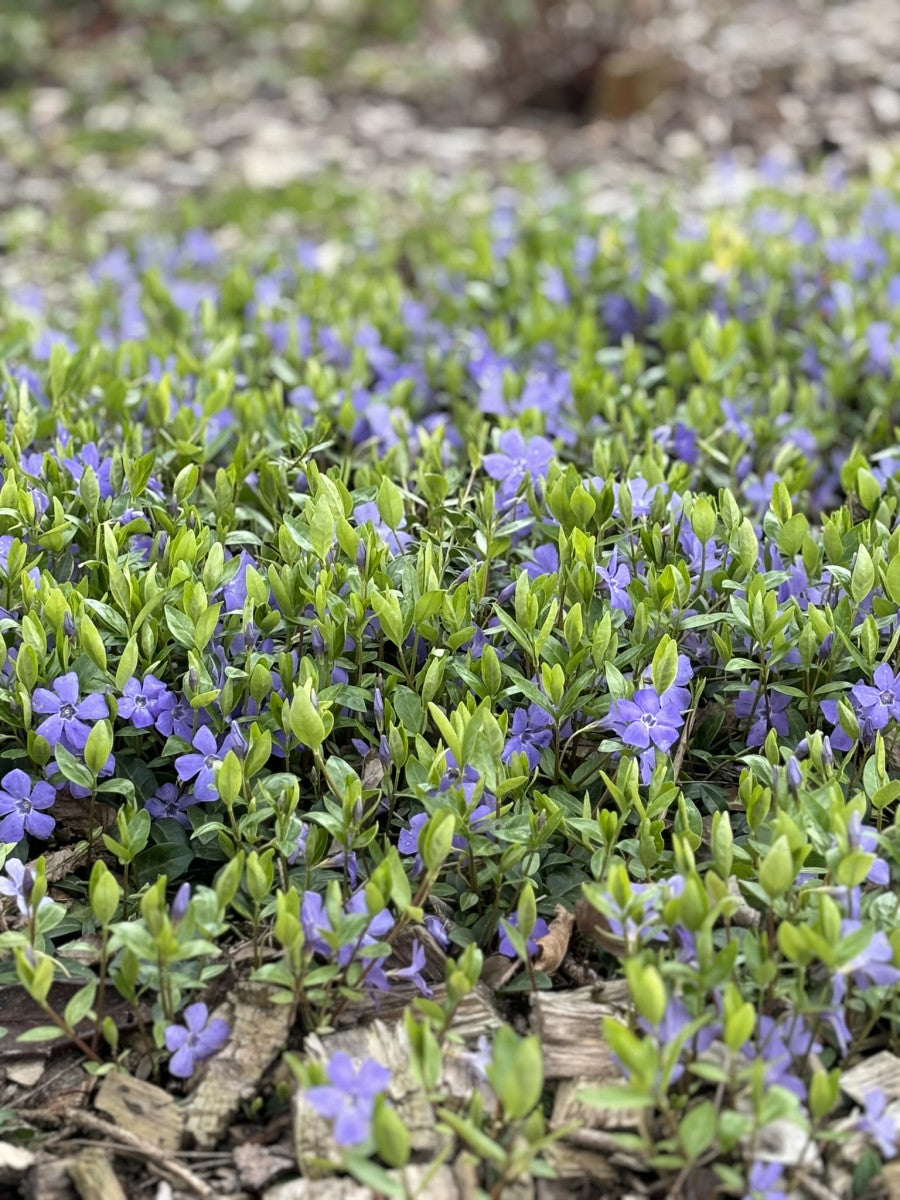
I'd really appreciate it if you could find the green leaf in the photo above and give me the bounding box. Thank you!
[651,634,678,696]
[64,981,98,1029]
[54,743,95,790]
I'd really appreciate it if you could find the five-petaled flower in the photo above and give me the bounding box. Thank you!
[118,674,170,729]
[306,1051,392,1146]
[482,429,554,502]
[858,1088,899,1159]
[32,673,108,752]
[175,726,229,802]
[606,687,684,752]
[165,1002,229,1078]
[0,769,56,843]
[498,911,551,958]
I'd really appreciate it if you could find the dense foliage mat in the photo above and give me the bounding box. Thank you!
[3,176,900,1197]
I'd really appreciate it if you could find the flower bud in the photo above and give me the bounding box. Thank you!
[171,882,191,924]
[229,720,248,758]
[786,756,802,795]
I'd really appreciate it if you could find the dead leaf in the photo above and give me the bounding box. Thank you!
[361,750,385,790]
[574,896,627,958]
[535,905,574,975]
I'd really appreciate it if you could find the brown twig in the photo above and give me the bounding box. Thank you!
[16,1107,214,1197]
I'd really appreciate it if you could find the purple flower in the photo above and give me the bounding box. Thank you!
[596,547,633,615]
[118,674,170,729]
[846,811,890,886]
[154,692,195,741]
[743,1013,820,1100]
[424,914,450,949]
[611,478,658,520]
[354,500,412,556]
[606,687,684,752]
[482,429,554,503]
[0,770,56,842]
[398,811,429,859]
[838,919,900,990]
[0,858,41,917]
[63,442,115,500]
[852,663,900,730]
[744,1160,787,1200]
[498,912,551,958]
[171,882,191,923]
[165,1002,229,1079]
[175,726,227,802]
[734,683,791,748]
[32,673,108,752]
[145,782,192,827]
[858,1088,898,1158]
[301,891,333,956]
[306,1052,392,1147]
[391,939,433,997]
[523,543,560,579]
[502,703,554,769]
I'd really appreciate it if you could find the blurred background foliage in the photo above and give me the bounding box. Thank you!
[0,0,631,119]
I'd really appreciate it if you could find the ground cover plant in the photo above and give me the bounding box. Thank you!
[3,169,900,1197]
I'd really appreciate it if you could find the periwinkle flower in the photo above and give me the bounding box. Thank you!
[0,858,45,918]
[502,703,554,769]
[858,1088,899,1158]
[63,441,115,500]
[606,687,684,752]
[165,1002,229,1079]
[32,673,108,752]
[744,1161,787,1200]
[498,912,550,958]
[171,882,191,923]
[845,811,890,885]
[0,770,56,842]
[596,546,633,615]
[852,663,900,730]
[482,429,554,503]
[118,674,169,729]
[175,726,228,802]
[306,1052,392,1147]
[391,939,433,996]
[145,782,191,827]
[734,683,791,748]
[837,920,900,990]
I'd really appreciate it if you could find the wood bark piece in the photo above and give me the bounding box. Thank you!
[338,981,502,1042]
[68,1147,128,1200]
[531,987,621,1079]
[26,1157,77,1200]
[233,1141,296,1192]
[263,1180,374,1200]
[296,1020,445,1167]
[183,981,291,1150]
[94,1072,183,1151]
[840,1049,900,1103]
